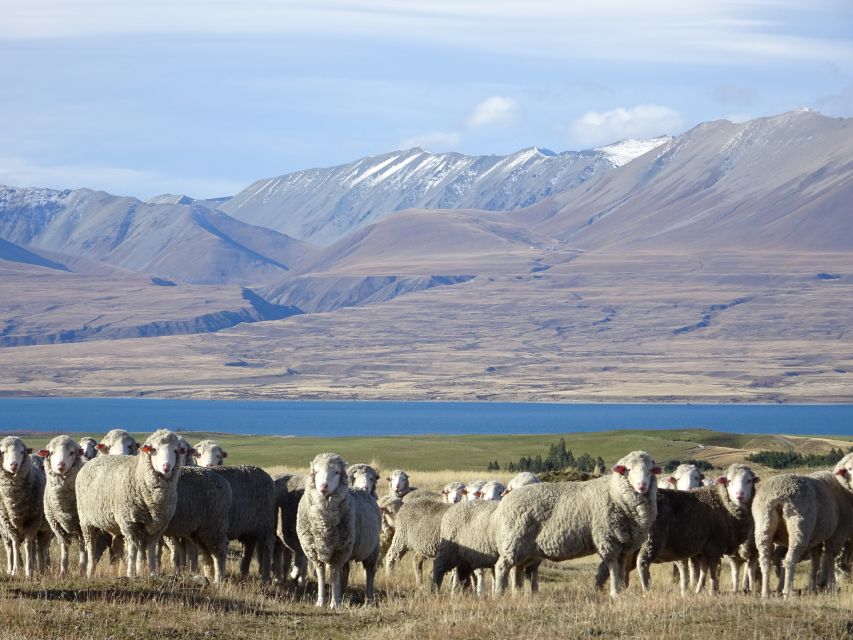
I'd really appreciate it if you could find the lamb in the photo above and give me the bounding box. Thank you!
[39,435,87,575]
[0,436,47,577]
[442,482,467,504]
[192,440,228,467]
[79,438,98,461]
[492,450,661,597]
[162,466,232,583]
[465,479,487,501]
[348,463,380,498]
[273,471,309,584]
[387,469,416,498]
[752,452,853,597]
[210,465,276,581]
[296,453,381,608]
[501,472,540,496]
[76,429,186,578]
[660,464,705,491]
[97,429,139,456]
[635,464,759,595]
[474,480,506,501]
[384,492,452,585]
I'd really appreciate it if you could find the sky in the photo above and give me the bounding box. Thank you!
[0,0,851,199]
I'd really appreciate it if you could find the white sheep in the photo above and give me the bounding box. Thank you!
[76,429,187,578]
[474,480,506,501]
[192,440,228,467]
[501,472,540,497]
[384,492,450,586]
[753,452,853,597]
[97,429,139,456]
[273,472,309,584]
[387,469,416,498]
[465,479,487,501]
[0,436,47,577]
[39,435,87,575]
[297,453,381,608]
[79,438,98,461]
[492,450,661,597]
[348,463,380,498]
[441,481,467,504]
[660,464,705,491]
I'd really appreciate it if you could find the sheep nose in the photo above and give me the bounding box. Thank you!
[161,463,171,473]
[735,491,744,500]
[57,462,66,471]
[319,483,328,494]
[10,463,18,472]
[637,482,647,492]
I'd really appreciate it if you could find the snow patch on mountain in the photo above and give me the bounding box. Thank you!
[595,136,673,167]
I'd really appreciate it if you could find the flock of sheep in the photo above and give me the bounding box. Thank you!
[0,428,852,610]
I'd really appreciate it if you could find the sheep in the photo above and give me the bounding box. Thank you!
[348,463,380,498]
[192,440,228,467]
[753,452,853,597]
[79,438,98,461]
[0,436,47,577]
[97,429,139,456]
[273,472,309,584]
[387,469,416,498]
[76,429,187,578]
[660,464,705,491]
[29,454,45,473]
[378,495,403,558]
[296,453,381,608]
[39,435,87,575]
[384,492,451,586]
[162,466,232,583]
[442,481,467,504]
[210,465,276,582]
[492,450,661,597]
[465,479,487,501]
[635,464,759,595]
[474,480,506,501]
[501,472,540,497]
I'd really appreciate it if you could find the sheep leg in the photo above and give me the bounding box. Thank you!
[315,563,327,607]
[22,538,34,578]
[694,558,708,594]
[125,539,138,579]
[240,539,256,578]
[728,557,741,593]
[330,564,344,609]
[83,527,98,578]
[594,560,609,591]
[677,560,690,596]
[147,540,159,576]
[59,537,70,576]
[493,556,512,596]
[688,557,698,590]
[526,563,540,594]
[708,559,720,594]
[820,546,838,593]
[10,539,20,576]
[512,565,525,592]
[363,558,376,604]
[637,553,652,593]
[384,531,406,577]
[474,568,486,597]
[607,556,623,597]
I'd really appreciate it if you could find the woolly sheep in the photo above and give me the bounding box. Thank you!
[79,438,98,461]
[97,429,139,456]
[192,440,228,467]
[297,453,381,608]
[210,465,276,581]
[348,463,380,498]
[273,472,309,584]
[501,472,540,497]
[384,492,451,585]
[387,469,416,498]
[162,466,232,583]
[29,454,45,472]
[660,464,705,491]
[492,450,661,597]
[76,429,187,578]
[0,436,47,577]
[474,480,506,501]
[442,481,467,504]
[753,452,853,597]
[465,479,487,501]
[635,464,759,595]
[38,435,87,575]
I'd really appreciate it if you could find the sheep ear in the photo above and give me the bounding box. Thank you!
[753,476,760,483]
[78,447,84,456]
[140,444,153,454]
[612,464,627,475]
[699,473,705,480]
[26,447,33,454]
[188,448,198,457]
[652,466,662,475]
[96,443,107,451]
[385,477,391,482]
[179,447,187,456]
[473,491,482,498]
[716,476,728,486]
[667,476,676,484]
[501,489,510,497]
[461,488,468,495]
[836,468,849,478]
[133,443,140,452]
[36,449,50,458]
[221,451,228,459]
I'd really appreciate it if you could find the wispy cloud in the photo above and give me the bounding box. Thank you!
[466,96,522,129]
[568,105,685,147]
[399,131,460,152]
[0,156,245,199]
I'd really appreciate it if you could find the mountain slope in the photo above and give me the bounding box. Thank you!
[0,186,314,284]
[522,110,853,251]
[0,237,69,272]
[218,142,667,245]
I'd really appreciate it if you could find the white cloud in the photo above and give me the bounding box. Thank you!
[466,96,522,129]
[399,131,460,152]
[0,156,245,200]
[568,105,685,147]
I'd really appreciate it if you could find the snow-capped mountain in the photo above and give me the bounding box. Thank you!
[218,139,668,245]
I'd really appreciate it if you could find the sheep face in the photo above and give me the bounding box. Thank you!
[140,430,183,480]
[834,453,853,492]
[0,436,31,476]
[39,435,81,476]
[387,470,409,496]
[193,440,227,467]
[672,464,704,491]
[79,438,98,461]
[442,482,466,504]
[311,453,347,497]
[97,429,139,456]
[717,464,759,507]
[477,481,506,501]
[175,436,197,467]
[612,451,660,496]
[466,480,486,501]
[349,465,378,495]
[30,454,45,472]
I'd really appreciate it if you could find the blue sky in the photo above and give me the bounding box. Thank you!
[1,1,851,199]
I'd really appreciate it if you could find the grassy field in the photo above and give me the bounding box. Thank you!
[1,429,851,639]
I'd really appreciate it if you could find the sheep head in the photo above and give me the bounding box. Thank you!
[140,429,184,480]
[612,451,660,496]
[39,434,82,476]
[715,464,759,507]
[834,453,853,492]
[310,453,348,498]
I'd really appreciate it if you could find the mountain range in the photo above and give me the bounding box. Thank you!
[0,110,850,401]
